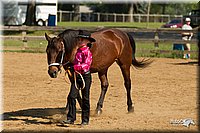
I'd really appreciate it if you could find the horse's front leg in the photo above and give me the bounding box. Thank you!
[96,70,109,115]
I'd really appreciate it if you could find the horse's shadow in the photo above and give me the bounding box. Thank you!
[2,107,81,125]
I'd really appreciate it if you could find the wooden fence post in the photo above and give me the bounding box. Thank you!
[198,26,200,66]
[97,13,100,22]
[154,29,159,48]
[59,10,62,22]
[114,13,116,22]
[22,26,28,49]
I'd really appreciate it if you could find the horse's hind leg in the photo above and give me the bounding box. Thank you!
[96,70,109,115]
[119,64,134,112]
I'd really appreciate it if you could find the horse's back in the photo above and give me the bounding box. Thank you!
[93,28,128,40]
[93,28,132,59]
[90,28,132,72]
[92,28,131,51]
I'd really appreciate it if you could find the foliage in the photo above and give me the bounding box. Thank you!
[89,4,129,13]
[67,2,198,15]
[88,3,148,14]
[59,2,199,15]
[58,3,74,11]
[149,3,197,15]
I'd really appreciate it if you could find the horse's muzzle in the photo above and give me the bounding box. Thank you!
[48,70,58,78]
[48,67,59,78]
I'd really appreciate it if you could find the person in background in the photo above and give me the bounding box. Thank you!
[181,17,193,59]
[63,30,95,126]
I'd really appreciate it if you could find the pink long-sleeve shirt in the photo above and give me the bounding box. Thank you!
[73,44,92,74]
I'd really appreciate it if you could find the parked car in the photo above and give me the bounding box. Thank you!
[161,19,183,28]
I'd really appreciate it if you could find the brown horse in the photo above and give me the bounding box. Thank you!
[45,28,151,114]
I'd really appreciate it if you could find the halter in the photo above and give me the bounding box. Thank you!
[48,50,65,67]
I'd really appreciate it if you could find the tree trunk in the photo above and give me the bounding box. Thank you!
[146,0,151,28]
[73,4,80,21]
[161,4,166,14]
[24,0,36,26]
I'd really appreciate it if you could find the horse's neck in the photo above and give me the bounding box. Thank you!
[64,45,78,65]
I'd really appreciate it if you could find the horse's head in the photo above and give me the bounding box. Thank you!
[45,33,65,78]
[45,29,91,78]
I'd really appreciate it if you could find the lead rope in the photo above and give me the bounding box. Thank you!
[64,70,71,84]
[74,71,85,90]
[60,41,85,90]
[64,68,85,90]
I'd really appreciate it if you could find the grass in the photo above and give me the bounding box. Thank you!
[135,41,198,59]
[3,40,47,48]
[3,30,56,36]
[57,22,164,29]
[3,22,164,36]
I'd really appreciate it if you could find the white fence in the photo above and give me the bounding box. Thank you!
[57,10,183,23]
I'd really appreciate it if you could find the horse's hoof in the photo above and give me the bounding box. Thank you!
[128,106,134,113]
[96,109,102,115]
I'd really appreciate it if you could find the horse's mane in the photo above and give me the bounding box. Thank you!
[58,29,79,53]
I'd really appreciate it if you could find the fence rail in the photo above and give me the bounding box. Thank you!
[1,36,197,44]
[1,26,198,56]
[57,11,183,23]
[2,25,198,33]
[1,25,198,40]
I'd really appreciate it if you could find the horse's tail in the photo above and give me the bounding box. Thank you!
[126,32,153,69]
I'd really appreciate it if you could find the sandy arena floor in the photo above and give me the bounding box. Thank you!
[2,52,199,132]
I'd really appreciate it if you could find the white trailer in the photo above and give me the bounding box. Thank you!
[3,0,57,26]
[35,0,58,26]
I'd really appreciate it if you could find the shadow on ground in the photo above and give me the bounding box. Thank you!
[170,61,199,66]
[2,107,81,125]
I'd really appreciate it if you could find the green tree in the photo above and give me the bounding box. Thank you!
[150,3,198,15]
[58,3,73,11]
[89,3,147,14]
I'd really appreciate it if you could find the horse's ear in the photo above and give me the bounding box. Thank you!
[61,40,64,49]
[45,33,51,42]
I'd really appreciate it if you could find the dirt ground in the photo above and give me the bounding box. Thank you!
[2,52,199,132]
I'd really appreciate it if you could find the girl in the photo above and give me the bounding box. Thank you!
[63,30,95,125]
